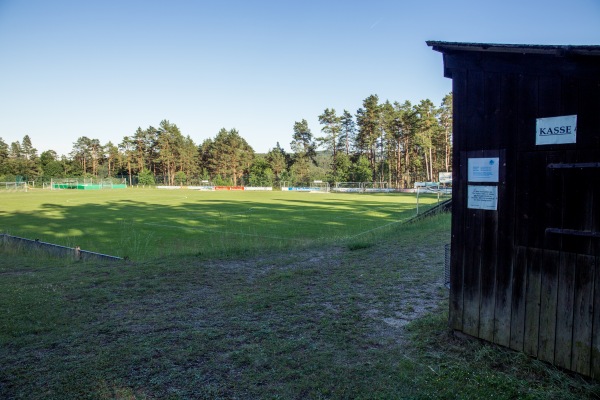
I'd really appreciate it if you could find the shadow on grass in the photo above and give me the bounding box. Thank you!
[0,190,442,260]
[1,213,596,399]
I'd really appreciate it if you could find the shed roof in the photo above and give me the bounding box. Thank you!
[427,41,600,57]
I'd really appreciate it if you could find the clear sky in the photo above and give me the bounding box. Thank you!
[1,0,599,157]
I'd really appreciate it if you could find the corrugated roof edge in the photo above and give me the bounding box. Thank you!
[426,41,600,56]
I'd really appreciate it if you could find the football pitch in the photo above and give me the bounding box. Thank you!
[0,188,442,260]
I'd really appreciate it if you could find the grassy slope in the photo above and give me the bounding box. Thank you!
[1,214,598,399]
[0,189,441,260]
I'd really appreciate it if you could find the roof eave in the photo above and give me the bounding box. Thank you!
[427,41,600,57]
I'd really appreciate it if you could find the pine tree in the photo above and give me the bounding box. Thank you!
[104,141,119,177]
[438,93,453,173]
[118,136,135,185]
[156,120,184,185]
[414,99,440,182]
[266,143,288,184]
[21,135,37,160]
[317,108,341,157]
[339,110,356,156]
[206,128,254,186]
[0,138,9,175]
[355,94,381,180]
[290,119,316,185]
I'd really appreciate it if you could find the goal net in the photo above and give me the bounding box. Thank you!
[51,178,79,190]
[332,182,363,193]
[51,178,127,190]
[311,181,330,193]
[363,182,392,192]
[280,181,330,192]
[0,182,28,192]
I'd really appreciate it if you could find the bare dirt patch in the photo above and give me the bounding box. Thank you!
[191,236,449,352]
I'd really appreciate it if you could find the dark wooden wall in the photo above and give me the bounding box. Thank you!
[442,48,600,378]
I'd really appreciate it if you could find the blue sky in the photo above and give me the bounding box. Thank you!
[1,0,599,157]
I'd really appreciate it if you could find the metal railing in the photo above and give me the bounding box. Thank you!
[1,234,123,262]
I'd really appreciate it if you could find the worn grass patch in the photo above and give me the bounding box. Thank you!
[346,240,375,251]
[1,213,598,399]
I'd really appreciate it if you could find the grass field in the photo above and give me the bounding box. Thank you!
[1,213,598,399]
[0,188,442,260]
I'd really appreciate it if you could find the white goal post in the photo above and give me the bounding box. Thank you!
[280,180,330,192]
[0,182,28,192]
[332,182,363,192]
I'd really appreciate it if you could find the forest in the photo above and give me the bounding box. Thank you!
[0,93,452,188]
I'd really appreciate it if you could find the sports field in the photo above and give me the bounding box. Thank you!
[0,188,442,260]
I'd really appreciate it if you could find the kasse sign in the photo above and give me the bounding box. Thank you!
[536,115,577,145]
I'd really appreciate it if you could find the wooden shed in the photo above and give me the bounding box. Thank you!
[427,41,600,377]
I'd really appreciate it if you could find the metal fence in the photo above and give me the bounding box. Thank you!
[1,234,123,262]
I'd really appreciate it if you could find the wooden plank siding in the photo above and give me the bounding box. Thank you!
[448,69,468,331]
[523,247,543,358]
[490,73,516,348]
[592,255,600,379]
[460,68,486,338]
[462,189,483,337]
[478,162,498,342]
[554,251,576,369]
[429,41,600,378]
[573,254,595,376]
[537,249,560,364]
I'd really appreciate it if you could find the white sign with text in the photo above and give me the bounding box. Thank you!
[536,115,577,145]
[468,185,498,210]
[468,158,499,183]
[439,172,452,184]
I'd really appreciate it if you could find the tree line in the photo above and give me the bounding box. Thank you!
[0,93,452,188]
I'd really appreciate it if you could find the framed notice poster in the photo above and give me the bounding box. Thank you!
[468,157,499,183]
[464,150,504,212]
[467,185,498,210]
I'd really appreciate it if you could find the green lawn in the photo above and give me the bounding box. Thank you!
[1,214,597,399]
[0,188,442,260]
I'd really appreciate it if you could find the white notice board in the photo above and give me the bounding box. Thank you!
[468,158,499,183]
[468,185,498,210]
